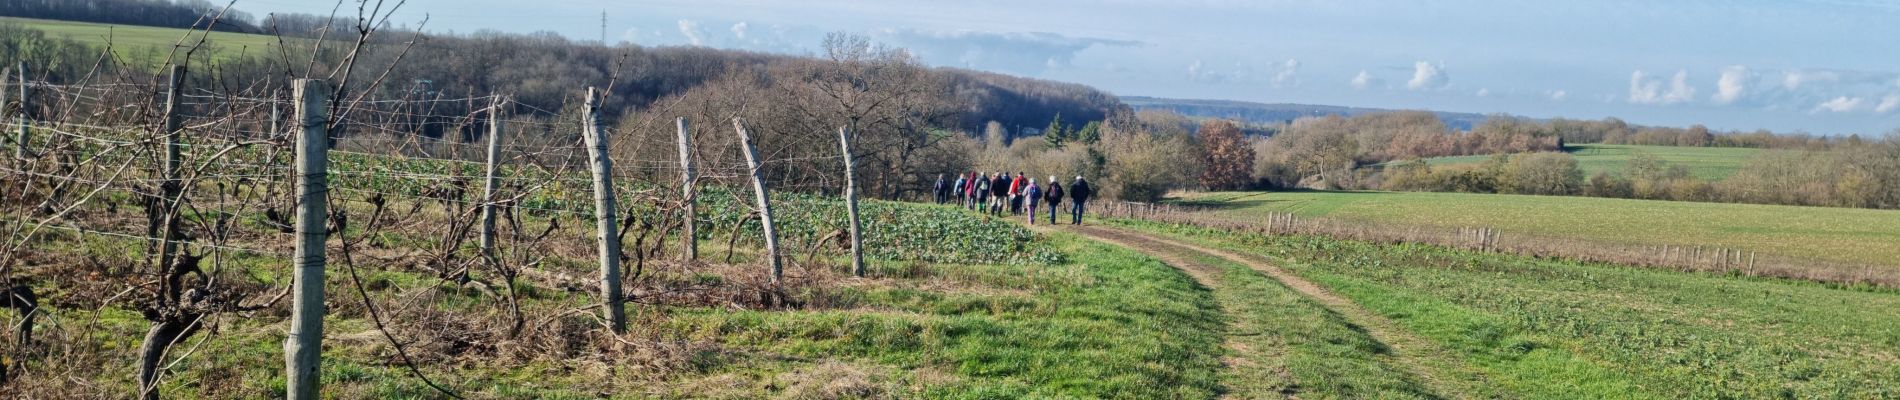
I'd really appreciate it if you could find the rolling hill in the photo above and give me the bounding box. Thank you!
[1122,95,1495,130]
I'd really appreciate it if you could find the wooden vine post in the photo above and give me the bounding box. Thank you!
[284,78,331,400]
[479,96,503,258]
[582,87,627,334]
[676,117,698,261]
[839,126,865,277]
[14,62,29,159]
[731,118,784,283]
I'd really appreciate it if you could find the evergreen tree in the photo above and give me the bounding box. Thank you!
[1076,121,1102,144]
[1044,113,1067,147]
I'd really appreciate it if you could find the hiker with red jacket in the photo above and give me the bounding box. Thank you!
[1008,172,1026,215]
[963,172,977,209]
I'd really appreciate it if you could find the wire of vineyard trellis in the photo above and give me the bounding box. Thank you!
[0,53,902,396]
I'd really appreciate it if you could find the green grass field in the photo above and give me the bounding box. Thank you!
[3,16,291,65]
[1178,190,1900,267]
[1117,220,1900,399]
[1414,144,1761,180]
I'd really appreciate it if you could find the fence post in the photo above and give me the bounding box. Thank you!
[479,96,503,258]
[839,126,865,277]
[581,88,626,334]
[676,117,697,261]
[157,65,186,271]
[14,62,28,159]
[0,66,9,147]
[268,94,280,138]
[284,78,330,400]
[732,118,783,284]
[135,63,189,400]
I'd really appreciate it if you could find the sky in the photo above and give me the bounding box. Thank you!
[235,0,1900,135]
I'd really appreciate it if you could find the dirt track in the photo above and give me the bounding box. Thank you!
[1055,223,1498,399]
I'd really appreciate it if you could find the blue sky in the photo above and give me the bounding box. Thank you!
[239,0,1900,135]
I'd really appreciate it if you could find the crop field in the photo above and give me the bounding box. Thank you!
[2,17,291,65]
[1108,219,1900,399]
[1178,190,1900,268]
[1414,144,1761,180]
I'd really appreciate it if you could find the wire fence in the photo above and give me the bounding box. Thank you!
[0,70,882,398]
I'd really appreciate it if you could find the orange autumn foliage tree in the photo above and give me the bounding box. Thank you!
[1198,120,1256,190]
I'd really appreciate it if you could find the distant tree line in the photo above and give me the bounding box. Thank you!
[1,0,1126,131]
[1371,138,1900,209]
[1248,112,1563,189]
[0,14,1126,205]
[1215,109,1900,209]
[1468,116,1852,150]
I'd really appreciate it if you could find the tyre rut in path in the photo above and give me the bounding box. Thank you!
[1031,223,1284,399]
[1060,223,1499,400]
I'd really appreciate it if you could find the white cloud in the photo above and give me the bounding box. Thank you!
[1548,90,1568,101]
[1783,70,1840,90]
[1188,59,1205,80]
[1272,58,1300,88]
[1707,68,1900,113]
[730,22,749,40]
[1475,88,1490,97]
[1811,96,1866,113]
[879,29,1139,75]
[677,19,706,46]
[1713,66,1748,105]
[1878,94,1900,113]
[1629,69,1696,105]
[1351,70,1382,90]
[1406,61,1449,90]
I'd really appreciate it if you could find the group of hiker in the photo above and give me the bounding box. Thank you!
[933,172,1093,225]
